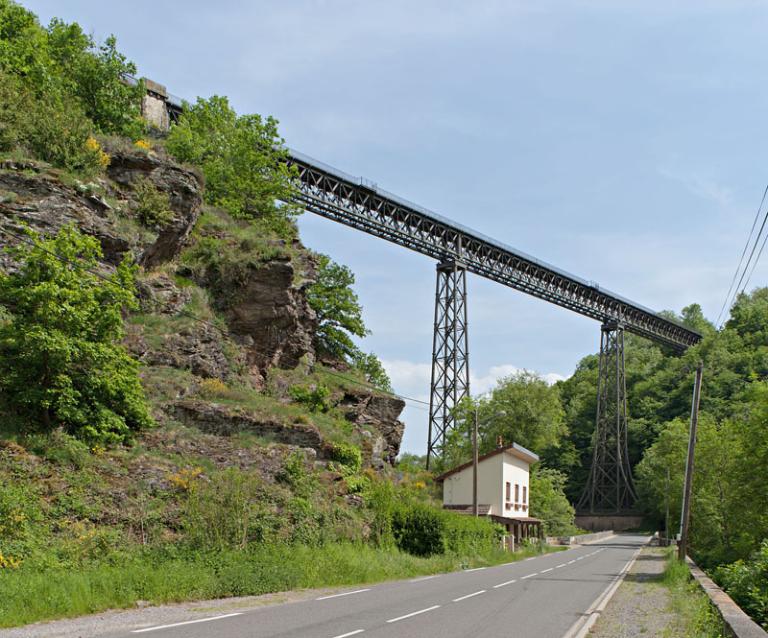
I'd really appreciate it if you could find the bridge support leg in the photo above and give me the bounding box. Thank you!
[577,322,638,513]
[426,260,469,470]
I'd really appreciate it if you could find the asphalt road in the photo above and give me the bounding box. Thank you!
[106,534,647,638]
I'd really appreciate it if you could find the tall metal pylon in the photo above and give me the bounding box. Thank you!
[426,260,470,469]
[577,321,638,513]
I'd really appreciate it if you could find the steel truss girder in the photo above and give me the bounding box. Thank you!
[577,322,638,513]
[287,152,701,352]
[427,260,470,468]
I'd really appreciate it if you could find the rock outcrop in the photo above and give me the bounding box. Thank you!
[339,388,405,466]
[225,255,318,378]
[172,400,325,452]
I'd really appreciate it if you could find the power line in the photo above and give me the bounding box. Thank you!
[741,230,768,296]
[727,205,768,326]
[0,224,426,409]
[716,184,768,328]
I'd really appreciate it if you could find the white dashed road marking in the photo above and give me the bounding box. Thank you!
[453,590,486,602]
[317,589,371,601]
[386,605,441,623]
[521,573,538,579]
[131,613,243,633]
[331,631,364,638]
[464,567,486,572]
[493,579,517,588]
[541,568,553,573]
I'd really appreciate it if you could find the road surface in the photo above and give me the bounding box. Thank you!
[99,534,647,638]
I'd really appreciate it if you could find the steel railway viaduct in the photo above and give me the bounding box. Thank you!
[155,86,701,516]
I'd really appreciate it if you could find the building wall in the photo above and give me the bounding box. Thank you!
[442,453,504,515]
[501,452,531,517]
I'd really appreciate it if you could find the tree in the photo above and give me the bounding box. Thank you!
[166,95,299,233]
[0,226,152,445]
[529,467,577,536]
[476,371,567,455]
[307,253,368,359]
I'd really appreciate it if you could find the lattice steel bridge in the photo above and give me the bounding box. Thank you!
[156,84,701,513]
[286,149,701,514]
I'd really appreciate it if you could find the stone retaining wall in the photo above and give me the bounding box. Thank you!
[686,556,767,638]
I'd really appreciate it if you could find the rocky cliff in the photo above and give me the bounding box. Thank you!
[0,144,405,468]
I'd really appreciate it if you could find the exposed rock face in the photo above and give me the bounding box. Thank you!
[226,255,318,378]
[172,400,325,453]
[127,273,243,380]
[0,164,130,268]
[0,148,202,270]
[103,145,203,267]
[339,388,406,466]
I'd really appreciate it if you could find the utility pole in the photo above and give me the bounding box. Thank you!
[678,361,704,561]
[473,405,479,517]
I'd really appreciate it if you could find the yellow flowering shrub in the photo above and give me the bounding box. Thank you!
[0,552,21,569]
[134,139,151,151]
[168,467,203,492]
[85,136,110,169]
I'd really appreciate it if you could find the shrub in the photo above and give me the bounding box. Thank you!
[290,384,331,413]
[716,540,768,629]
[329,443,362,473]
[0,226,152,445]
[132,176,173,228]
[277,452,318,499]
[390,502,501,557]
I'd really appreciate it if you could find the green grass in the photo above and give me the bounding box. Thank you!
[0,542,560,628]
[662,550,726,638]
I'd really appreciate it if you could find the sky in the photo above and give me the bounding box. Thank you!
[22,0,768,454]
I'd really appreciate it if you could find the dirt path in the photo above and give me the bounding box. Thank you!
[589,547,682,638]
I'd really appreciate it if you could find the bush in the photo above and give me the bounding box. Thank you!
[0,226,152,445]
[329,443,362,473]
[132,176,173,228]
[0,72,106,175]
[390,502,502,557]
[716,540,768,629]
[290,384,331,413]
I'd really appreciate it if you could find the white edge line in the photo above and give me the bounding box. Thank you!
[316,588,371,601]
[493,579,517,588]
[332,630,365,638]
[464,567,486,572]
[521,573,538,579]
[556,564,567,568]
[386,605,441,623]
[560,541,647,638]
[131,613,243,633]
[453,590,486,602]
[410,575,439,583]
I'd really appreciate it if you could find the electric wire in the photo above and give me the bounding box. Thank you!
[740,230,768,298]
[725,203,768,327]
[0,224,430,410]
[716,183,768,328]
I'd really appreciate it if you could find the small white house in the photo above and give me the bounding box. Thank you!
[436,443,541,543]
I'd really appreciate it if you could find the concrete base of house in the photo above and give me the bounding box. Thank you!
[575,513,644,532]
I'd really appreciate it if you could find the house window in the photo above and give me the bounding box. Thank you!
[505,482,511,501]
[515,484,520,503]
[523,485,527,504]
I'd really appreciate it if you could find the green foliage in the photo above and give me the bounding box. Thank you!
[529,467,577,536]
[0,226,152,445]
[290,384,331,413]
[329,443,363,473]
[132,177,173,229]
[277,452,318,500]
[0,1,143,171]
[165,96,298,234]
[0,71,106,175]
[183,468,277,550]
[308,253,368,358]
[391,502,502,557]
[351,350,393,392]
[716,540,768,630]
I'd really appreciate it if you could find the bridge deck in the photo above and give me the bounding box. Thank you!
[287,149,701,351]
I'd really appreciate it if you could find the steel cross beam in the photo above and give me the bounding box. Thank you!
[287,149,702,352]
[577,322,638,513]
